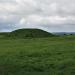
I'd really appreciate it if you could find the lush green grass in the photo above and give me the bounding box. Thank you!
[0,36,75,75]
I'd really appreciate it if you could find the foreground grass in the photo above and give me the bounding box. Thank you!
[0,36,75,75]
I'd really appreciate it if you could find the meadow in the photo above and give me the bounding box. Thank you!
[0,35,75,75]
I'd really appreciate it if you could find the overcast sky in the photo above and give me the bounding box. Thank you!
[0,0,75,32]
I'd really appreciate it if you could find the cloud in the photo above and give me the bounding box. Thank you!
[0,0,75,32]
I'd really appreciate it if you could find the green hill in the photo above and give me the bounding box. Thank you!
[7,29,54,38]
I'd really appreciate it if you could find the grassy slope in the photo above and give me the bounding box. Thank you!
[0,36,75,75]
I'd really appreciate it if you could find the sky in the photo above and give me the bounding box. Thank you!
[0,0,75,32]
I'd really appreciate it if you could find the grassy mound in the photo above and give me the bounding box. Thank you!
[7,29,54,38]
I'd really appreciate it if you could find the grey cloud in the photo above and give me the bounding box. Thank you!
[0,0,75,32]
[0,0,15,3]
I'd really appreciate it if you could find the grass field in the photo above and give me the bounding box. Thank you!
[0,36,75,75]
